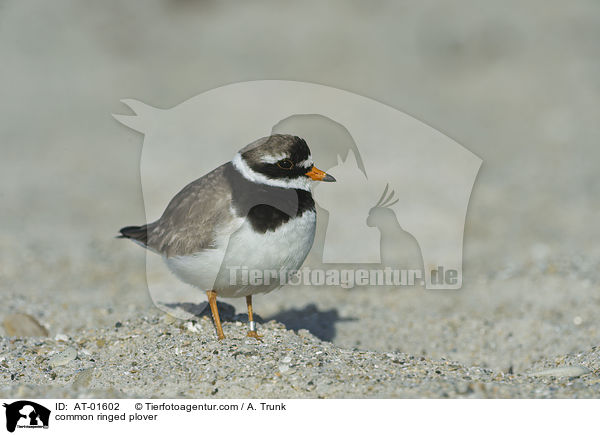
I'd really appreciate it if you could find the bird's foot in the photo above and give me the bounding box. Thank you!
[246,330,263,341]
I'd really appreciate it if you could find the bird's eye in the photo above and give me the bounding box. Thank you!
[277,159,294,170]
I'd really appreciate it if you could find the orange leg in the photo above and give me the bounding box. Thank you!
[206,290,225,340]
[246,295,262,340]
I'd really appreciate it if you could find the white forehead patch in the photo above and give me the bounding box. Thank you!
[297,156,314,168]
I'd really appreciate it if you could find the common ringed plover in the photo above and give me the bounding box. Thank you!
[119,134,335,339]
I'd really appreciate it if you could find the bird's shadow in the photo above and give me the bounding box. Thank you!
[266,303,356,341]
[162,301,239,322]
[161,301,356,342]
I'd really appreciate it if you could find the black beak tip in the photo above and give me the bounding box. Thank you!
[323,174,336,182]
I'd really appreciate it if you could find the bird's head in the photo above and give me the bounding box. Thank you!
[232,134,336,190]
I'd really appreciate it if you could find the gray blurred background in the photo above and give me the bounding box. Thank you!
[1,0,599,373]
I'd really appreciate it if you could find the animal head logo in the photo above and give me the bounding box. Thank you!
[3,401,50,432]
[113,80,481,317]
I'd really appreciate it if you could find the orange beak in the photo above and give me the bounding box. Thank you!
[305,166,336,182]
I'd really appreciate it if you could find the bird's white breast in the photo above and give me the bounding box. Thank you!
[164,210,316,298]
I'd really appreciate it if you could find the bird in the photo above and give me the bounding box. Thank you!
[118,134,336,340]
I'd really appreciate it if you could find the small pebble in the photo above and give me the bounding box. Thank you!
[184,322,201,333]
[72,368,95,388]
[529,366,590,378]
[2,313,49,337]
[48,347,77,368]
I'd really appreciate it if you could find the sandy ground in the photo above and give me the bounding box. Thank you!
[1,0,600,398]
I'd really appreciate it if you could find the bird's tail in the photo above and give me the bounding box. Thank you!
[118,224,149,246]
